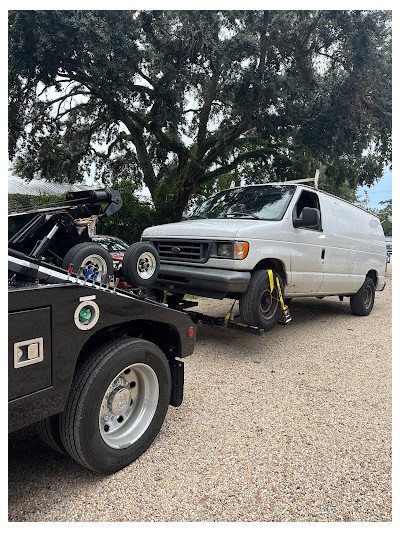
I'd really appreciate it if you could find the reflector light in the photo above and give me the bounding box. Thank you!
[188,327,195,338]
[233,241,249,260]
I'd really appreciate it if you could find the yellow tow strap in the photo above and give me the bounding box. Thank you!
[267,269,292,324]
[268,269,275,293]
[224,300,236,327]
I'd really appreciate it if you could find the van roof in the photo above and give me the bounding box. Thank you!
[224,182,380,220]
[296,184,381,219]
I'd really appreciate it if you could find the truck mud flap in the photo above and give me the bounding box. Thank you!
[169,359,184,407]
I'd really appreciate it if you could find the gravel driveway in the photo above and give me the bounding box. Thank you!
[8,263,392,522]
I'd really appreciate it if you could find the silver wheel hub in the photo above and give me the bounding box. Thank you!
[109,387,132,416]
[82,254,108,275]
[99,363,159,449]
[137,252,156,280]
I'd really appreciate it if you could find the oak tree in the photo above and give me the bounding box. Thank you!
[9,10,392,221]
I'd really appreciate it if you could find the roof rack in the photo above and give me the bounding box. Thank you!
[284,170,320,190]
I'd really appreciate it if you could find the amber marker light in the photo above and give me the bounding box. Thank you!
[234,241,249,260]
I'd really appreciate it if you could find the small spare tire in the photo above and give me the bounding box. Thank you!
[122,242,160,288]
[62,242,113,277]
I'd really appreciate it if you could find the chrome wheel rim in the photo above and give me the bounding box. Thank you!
[99,363,159,449]
[136,252,157,280]
[81,254,108,275]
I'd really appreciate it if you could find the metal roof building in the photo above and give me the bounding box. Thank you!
[8,174,91,196]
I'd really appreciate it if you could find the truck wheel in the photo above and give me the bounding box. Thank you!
[122,242,160,288]
[60,338,171,474]
[239,269,283,330]
[62,242,113,277]
[350,277,376,316]
[36,415,66,455]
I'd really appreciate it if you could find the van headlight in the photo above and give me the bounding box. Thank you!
[217,242,233,257]
[215,241,249,259]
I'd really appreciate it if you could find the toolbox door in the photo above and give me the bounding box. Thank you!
[8,307,52,401]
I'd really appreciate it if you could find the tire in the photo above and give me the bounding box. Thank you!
[62,242,113,278]
[239,269,283,330]
[122,242,160,288]
[59,338,171,474]
[350,277,376,316]
[36,415,66,455]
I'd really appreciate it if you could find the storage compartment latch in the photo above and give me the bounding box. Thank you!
[14,338,44,368]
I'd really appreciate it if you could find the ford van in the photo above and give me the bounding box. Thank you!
[142,184,387,330]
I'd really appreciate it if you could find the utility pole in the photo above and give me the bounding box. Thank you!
[364,190,370,212]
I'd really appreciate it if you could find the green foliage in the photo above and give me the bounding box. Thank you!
[9,10,392,222]
[96,180,157,243]
[376,198,392,236]
[33,192,68,207]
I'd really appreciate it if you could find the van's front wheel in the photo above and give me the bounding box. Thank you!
[239,269,283,331]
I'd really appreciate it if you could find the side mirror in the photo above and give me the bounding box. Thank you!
[293,207,320,229]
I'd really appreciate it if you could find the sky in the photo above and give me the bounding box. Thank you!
[356,166,392,210]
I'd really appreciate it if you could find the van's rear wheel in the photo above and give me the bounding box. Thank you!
[239,269,283,330]
[350,277,376,316]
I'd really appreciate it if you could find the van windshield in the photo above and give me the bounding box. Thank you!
[190,184,296,220]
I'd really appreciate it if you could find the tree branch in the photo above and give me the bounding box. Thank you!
[199,148,273,184]
[203,119,253,167]
[137,68,154,87]
[121,118,158,197]
[92,134,125,159]
[197,72,219,161]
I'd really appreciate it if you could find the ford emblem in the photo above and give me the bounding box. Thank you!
[171,246,181,254]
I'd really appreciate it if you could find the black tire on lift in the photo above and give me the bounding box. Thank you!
[122,242,160,288]
[59,338,171,474]
[62,242,113,276]
[239,269,284,331]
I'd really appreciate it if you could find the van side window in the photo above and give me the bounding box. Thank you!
[293,190,322,231]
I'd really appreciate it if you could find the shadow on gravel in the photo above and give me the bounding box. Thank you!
[194,297,352,344]
[8,425,102,521]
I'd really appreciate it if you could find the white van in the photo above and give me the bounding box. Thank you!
[142,184,387,330]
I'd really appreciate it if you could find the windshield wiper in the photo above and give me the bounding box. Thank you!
[218,212,264,220]
[188,214,208,219]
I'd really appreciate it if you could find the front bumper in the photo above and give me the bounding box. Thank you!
[155,263,251,298]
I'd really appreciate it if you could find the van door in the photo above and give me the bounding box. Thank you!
[289,189,325,294]
[317,195,358,294]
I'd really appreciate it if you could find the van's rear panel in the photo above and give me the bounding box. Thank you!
[318,193,386,293]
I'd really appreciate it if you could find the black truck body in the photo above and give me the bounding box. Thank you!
[9,276,195,432]
[8,189,195,473]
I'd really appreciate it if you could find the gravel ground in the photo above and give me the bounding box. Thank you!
[8,263,392,522]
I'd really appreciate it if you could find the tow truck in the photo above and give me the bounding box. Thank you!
[8,191,196,474]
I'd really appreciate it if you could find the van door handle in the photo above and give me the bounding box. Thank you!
[321,249,326,260]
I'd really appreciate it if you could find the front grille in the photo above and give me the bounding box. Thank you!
[150,239,211,263]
